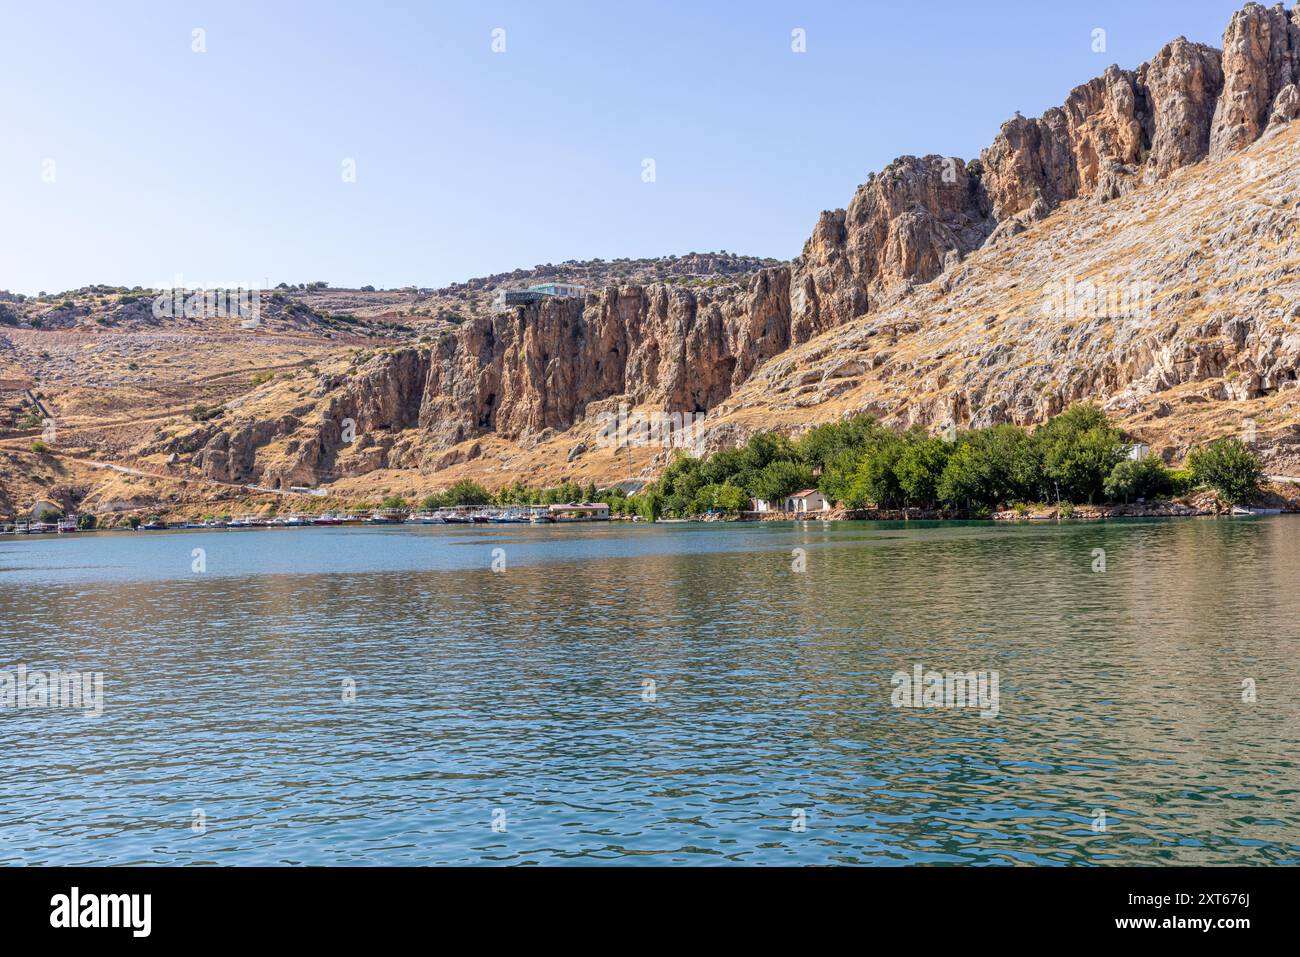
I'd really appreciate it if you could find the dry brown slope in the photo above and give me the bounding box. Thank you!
[708,119,1300,470]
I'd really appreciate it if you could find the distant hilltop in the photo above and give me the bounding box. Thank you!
[0,251,784,333]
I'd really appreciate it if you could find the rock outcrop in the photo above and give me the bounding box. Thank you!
[1143,38,1224,176]
[1210,2,1299,155]
[172,3,1300,486]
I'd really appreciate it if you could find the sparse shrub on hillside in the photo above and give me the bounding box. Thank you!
[190,404,224,423]
[250,371,274,386]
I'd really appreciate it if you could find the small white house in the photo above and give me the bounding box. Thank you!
[1126,442,1151,461]
[750,498,774,513]
[782,489,830,513]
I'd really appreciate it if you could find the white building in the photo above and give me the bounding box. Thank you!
[782,489,830,513]
[493,282,587,310]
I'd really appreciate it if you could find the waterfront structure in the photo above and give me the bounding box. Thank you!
[549,502,610,521]
[782,489,830,513]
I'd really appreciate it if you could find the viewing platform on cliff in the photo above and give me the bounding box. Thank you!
[493,282,587,310]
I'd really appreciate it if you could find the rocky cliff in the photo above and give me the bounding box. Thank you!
[170,2,1300,488]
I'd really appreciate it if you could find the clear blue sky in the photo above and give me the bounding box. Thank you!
[0,0,1248,295]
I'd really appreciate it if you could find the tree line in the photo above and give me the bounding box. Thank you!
[361,404,1264,521]
[627,403,1264,519]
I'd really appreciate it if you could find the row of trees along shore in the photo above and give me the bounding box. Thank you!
[627,403,1265,520]
[315,404,1264,523]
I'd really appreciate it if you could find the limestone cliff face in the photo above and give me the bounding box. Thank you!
[175,3,1300,485]
[305,273,795,459]
[789,156,992,336]
[981,66,1149,219]
[980,3,1299,222]
[1210,2,1299,155]
[1143,39,1224,177]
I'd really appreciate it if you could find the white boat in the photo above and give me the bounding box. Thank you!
[57,519,80,533]
[1231,506,1283,516]
[408,513,446,524]
[284,514,311,526]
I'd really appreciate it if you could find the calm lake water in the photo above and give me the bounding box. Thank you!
[1,518,1298,866]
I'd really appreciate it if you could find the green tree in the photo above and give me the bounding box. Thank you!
[895,436,952,507]
[713,484,749,513]
[698,446,746,486]
[657,453,706,516]
[736,431,801,479]
[750,460,815,503]
[689,484,721,514]
[630,488,662,522]
[797,415,886,472]
[440,480,492,506]
[1103,455,1173,503]
[77,513,97,530]
[842,437,906,508]
[1035,403,1126,504]
[937,442,996,510]
[1188,438,1263,505]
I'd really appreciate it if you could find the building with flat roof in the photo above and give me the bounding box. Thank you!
[494,282,587,311]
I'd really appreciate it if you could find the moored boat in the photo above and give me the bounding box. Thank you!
[408,512,446,524]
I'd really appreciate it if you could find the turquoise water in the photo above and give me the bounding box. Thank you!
[1,518,1297,865]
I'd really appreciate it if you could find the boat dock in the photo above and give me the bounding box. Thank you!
[1,502,618,535]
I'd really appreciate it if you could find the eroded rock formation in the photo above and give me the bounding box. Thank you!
[175,3,1300,485]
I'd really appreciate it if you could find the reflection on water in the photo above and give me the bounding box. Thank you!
[1,519,1298,865]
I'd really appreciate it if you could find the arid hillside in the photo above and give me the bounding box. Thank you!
[4,2,1300,522]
